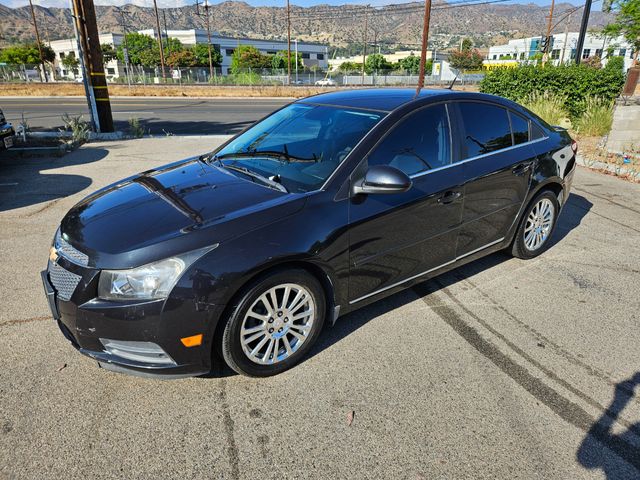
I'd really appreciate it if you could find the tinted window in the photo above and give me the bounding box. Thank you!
[459,102,512,158]
[531,122,546,140]
[368,104,451,176]
[509,111,530,145]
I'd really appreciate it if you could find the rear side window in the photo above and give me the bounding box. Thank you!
[509,111,530,145]
[531,122,546,140]
[459,102,512,158]
[368,104,451,176]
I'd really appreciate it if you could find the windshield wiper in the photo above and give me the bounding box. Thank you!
[222,164,288,193]
[215,149,317,163]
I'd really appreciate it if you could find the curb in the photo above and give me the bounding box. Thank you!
[576,155,640,182]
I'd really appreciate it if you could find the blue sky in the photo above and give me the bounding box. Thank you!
[1,0,583,8]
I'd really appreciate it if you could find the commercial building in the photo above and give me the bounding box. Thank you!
[48,29,328,80]
[485,32,634,70]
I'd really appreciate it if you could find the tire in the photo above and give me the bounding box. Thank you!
[511,190,559,260]
[221,269,326,377]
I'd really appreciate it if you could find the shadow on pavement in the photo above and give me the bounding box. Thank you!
[114,119,255,136]
[0,146,108,212]
[577,373,640,479]
[547,193,593,249]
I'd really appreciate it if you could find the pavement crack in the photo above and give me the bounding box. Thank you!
[0,315,51,328]
[220,379,241,480]
[413,280,640,473]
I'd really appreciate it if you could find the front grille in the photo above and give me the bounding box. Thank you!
[48,262,82,301]
[56,233,89,266]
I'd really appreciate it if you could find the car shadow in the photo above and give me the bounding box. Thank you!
[576,373,640,478]
[206,192,593,378]
[0,146,108,212]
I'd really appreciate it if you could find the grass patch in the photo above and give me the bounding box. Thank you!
[573,97,615,137]
[521,91,570,127]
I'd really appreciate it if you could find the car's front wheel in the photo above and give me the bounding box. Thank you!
[511,190,559,259]
[221,269,325,377]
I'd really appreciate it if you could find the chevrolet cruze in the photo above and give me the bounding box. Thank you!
[42,89,576,378]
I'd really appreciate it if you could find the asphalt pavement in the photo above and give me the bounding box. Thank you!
[0,97,290,135]
[1,137,639,479]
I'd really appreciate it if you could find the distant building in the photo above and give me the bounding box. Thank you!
[48,29,328,80]
[486,32,634,70]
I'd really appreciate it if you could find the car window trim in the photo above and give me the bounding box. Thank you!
[408,136,548,180]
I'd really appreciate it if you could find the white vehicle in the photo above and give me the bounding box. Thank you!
[314,78,337,87]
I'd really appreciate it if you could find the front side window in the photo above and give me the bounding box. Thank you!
[367,104,451,176]
[213,104,384,193]
[459,102,512,158]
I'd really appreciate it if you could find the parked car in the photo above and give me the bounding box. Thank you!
[0,108,16,150]
[315,78,337,87]
[42,89,576,378]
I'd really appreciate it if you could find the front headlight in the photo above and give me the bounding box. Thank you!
[97,246,217,301]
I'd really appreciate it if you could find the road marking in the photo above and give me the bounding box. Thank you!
[113,111,154,114]
[0,183,19,186]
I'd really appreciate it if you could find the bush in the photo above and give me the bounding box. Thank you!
[479,64,624,118]
[605,56,625,73]
[573,97,615,136]
[520,91,570,126]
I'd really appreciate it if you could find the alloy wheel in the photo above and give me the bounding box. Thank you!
[240,283,315,365]
[523,198,555,251]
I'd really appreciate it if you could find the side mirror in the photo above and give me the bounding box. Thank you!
[352,165,412,195]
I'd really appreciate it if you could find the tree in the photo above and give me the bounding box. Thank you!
[0,43,54,65]
[191,43,222,67]
[270,50,302,71]
[399,54,420,73]
[101,43,117,64]
[461,38,474,52]
[365,53,391,73]
[338,61,362,73]
[230,45,271,73]
[449,48,484,71]
[61,54,80,75]
[166,50,197,68]
[602,0,640,66]
[116,32,157,67]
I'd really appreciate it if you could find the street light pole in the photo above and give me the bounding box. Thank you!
[28,0,48,82]
[575,0,593,65]
[205,0,214,80]
[295,39,298,84]
[287,0,291,85]
[152,0,166,80]
[361,5,368,86]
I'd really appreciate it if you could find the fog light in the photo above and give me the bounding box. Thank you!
[180,334,203,347]
[99,338,176,366]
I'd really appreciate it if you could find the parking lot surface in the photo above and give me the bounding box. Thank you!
[1,138,639,479]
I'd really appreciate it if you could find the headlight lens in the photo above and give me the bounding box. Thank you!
[97,246,217,301]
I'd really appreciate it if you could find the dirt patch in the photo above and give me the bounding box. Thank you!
[0,82,480,98]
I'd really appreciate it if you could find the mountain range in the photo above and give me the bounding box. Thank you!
[0,1,614,51]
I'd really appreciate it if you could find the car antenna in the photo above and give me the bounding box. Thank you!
[447,72,458,90]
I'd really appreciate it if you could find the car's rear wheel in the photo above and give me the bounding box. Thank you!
[221,269,325,377]
[511,190,559,259]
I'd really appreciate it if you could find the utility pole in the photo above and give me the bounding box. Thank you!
[152,0,166,80]
[162,9,170,60]
[575,0,592,65]
[204,0,214,80]
[72,0,114,132]
[361,5,368,86]
[559,13,571,64]
[295,39,298,84]
[416,0,433,94]
[115,7,131,88]
[28,0,48,82]
[542,0,555,64]
[287,0,291,85]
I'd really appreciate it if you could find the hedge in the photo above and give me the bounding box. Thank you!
[479,64,625,118]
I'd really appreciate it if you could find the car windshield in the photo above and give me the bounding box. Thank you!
[211,103,384,193]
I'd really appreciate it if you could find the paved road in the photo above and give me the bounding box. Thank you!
[1,138,640,479]
[0,97,290,135]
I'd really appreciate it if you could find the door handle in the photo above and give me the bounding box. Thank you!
[512,163,532,176]
[437,191,462,204]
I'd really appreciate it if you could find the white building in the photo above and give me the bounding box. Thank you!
[486,32,635,70]
[49,29,328,79]
[49,33,124,80]
[138,29,328,75]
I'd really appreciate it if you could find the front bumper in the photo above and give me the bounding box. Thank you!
[41,258,224,378]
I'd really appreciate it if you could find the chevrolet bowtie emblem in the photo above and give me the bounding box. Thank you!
[49,246,59,263]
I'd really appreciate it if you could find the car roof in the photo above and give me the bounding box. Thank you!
[297,88,472,112]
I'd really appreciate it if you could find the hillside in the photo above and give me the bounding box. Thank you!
[0,1,614,51]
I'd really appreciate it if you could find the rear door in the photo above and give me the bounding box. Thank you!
[347,103,465,304]
[453,101,537,257]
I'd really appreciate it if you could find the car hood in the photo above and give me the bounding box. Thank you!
[60,157,303,269]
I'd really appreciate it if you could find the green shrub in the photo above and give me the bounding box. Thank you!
[604,56,625,73]
[520,91,570,126]
[479,64,624,118]
[573,97,615,136]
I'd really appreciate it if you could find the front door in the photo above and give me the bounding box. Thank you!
[453,102,536,256]
[347,103,464,304]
